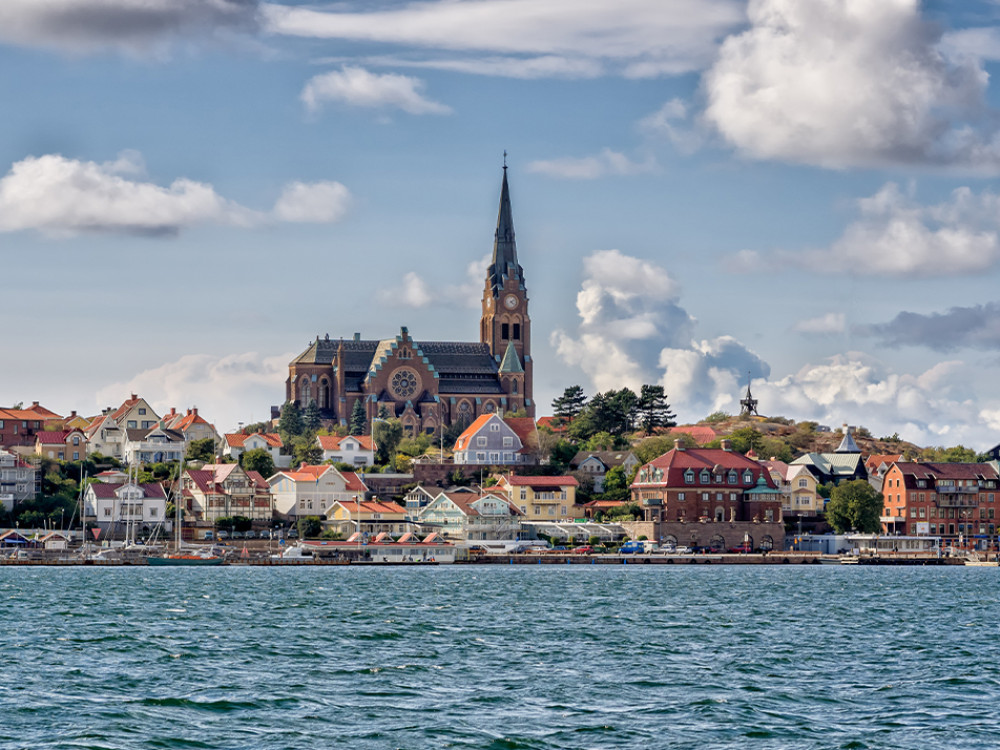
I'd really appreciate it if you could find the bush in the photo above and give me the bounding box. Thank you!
[297,516,323,539]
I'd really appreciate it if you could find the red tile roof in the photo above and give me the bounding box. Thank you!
[502,474,579,488]
[35,431,69,444]
[668,425,720,445]
[317,434,375,451]
[225,432,283,448]
[633,448,777,489]
[453,414,495,451]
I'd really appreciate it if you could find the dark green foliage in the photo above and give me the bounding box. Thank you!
[297,516,323,539]
[186,437,216,463]
[240,448,275,479]
[302,400,322,433]
[552,385,587,420]
[826,480,882,533]
[278,401,304,441]
[634,435,680,464]
[638,384,676,433]
[373,418,404,467]
[290,436,323,466]
[601,465,630,503]
[215,515,252,532]
[349,399,367,436]
[547,439,578,471]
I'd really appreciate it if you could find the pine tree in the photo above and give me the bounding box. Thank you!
[552,385,587,421]
[349,399,367,436]
[278,401,303,440]
[303,400,322,433]
[638,385,676,433]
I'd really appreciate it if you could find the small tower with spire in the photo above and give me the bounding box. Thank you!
[481,157,533,416]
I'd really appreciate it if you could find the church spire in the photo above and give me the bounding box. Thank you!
[487,160,523,296]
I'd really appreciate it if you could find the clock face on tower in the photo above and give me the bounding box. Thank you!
[390,368,421,399]
[504,294,518,310]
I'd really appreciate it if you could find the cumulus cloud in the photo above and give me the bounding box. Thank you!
[0,0,259,54]
[273,180,351,223]
[735,183,1000,278]
[263,0,743,78]
[859,302,1000,352]
[96,350,291,435]
[527,149,657,180]
[752,354,996,446]
[377,253,491,309]
[551,249,767,413]
[792,313,846,335]
[301,66,451,115]
[0,151,351,236]
[637,98,703,154]
[703,0,1000,170]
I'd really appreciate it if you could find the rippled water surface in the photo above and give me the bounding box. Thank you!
[3,566,1000,749]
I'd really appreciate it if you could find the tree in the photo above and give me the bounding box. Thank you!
[547,439,578,471]
[638,384,676,433]
[278,401,303,441]
[373,418,404,467]
[584,431,615,451]
[601,465,631,503]
[552,385,587,421]
[186,437,216,463]
[290,436,322,466]
[297,516,322,539]
[349,399,367,436]
[826,479,882,533]
[302,401,322,433]
[240,447,275,479]
[727,426,764,455]
[635,435,680,464]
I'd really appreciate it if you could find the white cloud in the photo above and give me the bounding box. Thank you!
[552,249,767,412]
[792,313,846,335]
[637,98,703,154]
[301,66,451,115]
[0,0,259,54]
[0,151,352,236]
[264,0,743,78]
[377,253,490,309]
[527,149,657,180]
[273,180,351,223]
[703,0,1000,170]
[328,54,604,80]
[734,183,1000,278]
[96,351,291,435]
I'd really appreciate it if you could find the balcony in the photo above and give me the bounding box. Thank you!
[936,495,979,508]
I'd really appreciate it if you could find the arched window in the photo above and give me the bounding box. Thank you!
[318,378,330,408]
[511,380,518,395]
[299,377,312,405]
[714,506,725,522]
[484,402,496,413]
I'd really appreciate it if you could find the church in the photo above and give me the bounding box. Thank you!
[285,166,534,435]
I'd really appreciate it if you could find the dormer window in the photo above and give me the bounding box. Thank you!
[743,471,753,484]
[684,469,694,484]
[699,470,710,483]
[727,470,737,484]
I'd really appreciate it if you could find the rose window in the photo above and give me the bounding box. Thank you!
[391,368,420,399]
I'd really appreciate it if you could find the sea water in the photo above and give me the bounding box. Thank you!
[2,565,1000,749]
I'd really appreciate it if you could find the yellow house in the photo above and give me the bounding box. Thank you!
[496,474,579,521]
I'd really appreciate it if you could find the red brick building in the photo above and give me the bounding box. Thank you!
[880,461,1000,545]
[629,441,785,551]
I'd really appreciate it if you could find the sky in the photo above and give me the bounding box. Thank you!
[7,0,1000,448]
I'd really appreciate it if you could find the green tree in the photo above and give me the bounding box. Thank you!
[290,436,323,466]
[727,426,764,455]
[826,479,882,533]
[297,516,322,539]
[601,465,631,503]
[638,384,676,433]
[548,439,578,471]
[552,385,587,421]
[240,447,275,479]
[634,435,681,464]
[584,431,616,451]
[278,401,304,441]
[186,437,216,463]
[349,399,367,435]
[704,411,731,424]
[302,401,322,433]
[373,418,404,468]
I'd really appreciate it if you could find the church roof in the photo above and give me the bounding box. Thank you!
[498,341,523,373]
[486,166,523,296]
[835,426,861,453]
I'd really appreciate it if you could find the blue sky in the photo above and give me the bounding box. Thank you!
[6,0,1000,448]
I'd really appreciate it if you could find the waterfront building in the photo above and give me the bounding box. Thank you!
[268,463,368,519]
[417,490,523,541]
[85,395,160,459]
[494,474,579,520]
[34,428,88,461]
[880,461,999,547]
[283,167,534,433]
[0,449,39,510]
[183,464,272,523]
[122,426,185,465]
[760,459,822,516]
[569,450,640,492]
[316,434,375,467]
[326,497,408,537]
[223,432,285,467]
[629,440,784,551]
[85,480,167,536]
[452,414,536,466]
[789,426,868,486]
[0,402,63,450]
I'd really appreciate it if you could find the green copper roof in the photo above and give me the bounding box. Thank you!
[487,166,523,296]
[498,341,523,373]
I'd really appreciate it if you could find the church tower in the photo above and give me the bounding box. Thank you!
[481,163,533,416]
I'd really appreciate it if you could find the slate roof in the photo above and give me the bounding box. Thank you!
[570,450,636,471]
[498,341,523,373]
[291,338,500,382]
[88,482,166,499]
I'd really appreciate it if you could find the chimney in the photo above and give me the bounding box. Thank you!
[354,332,361,341]
[721,439,732,451]
[70,410,77,418]
[192,408,198,417]
[32,401,39,407]
[674,439,684,451]
[131,393,137,401]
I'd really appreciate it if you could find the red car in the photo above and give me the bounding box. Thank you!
[572,545,594,554]
[728,544,753,554]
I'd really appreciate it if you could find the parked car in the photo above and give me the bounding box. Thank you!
[674,545,693,554]
[216,531,230,540]
[571,545,594,554]
[286,528,299,539]
[728,544,753,554]
[658,544,677,554]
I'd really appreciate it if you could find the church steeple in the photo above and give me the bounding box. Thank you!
[486,163,523,297]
